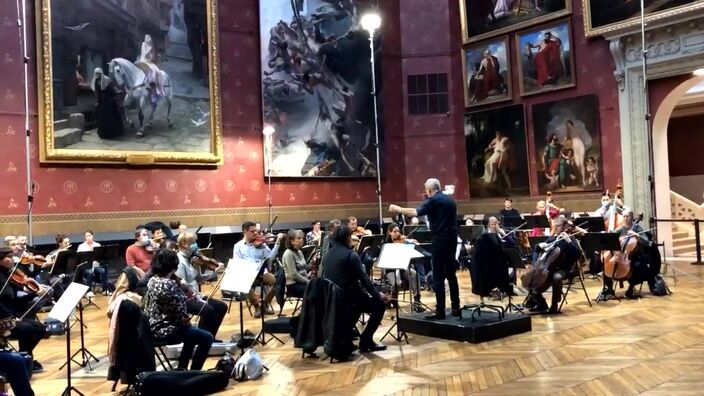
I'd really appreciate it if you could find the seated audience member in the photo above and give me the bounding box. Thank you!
[145,249,213,370]
[0,308,35,396]
[125,228,153,278]
[0,248,47,373]
[305,220,323,246]
[323,226,387,353]
[176,232,227,339]
[282,229,310,298]
[76,230,111,295]
[233,221,285,318]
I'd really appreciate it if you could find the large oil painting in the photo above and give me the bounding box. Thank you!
[583,0,704,37]
[532,95,602,194]
[460,0,571,43]
[260,0,382,177]
[37,0,222,165]
[464,104,530,198]
[463,36,512,108]
[516,20,575,96]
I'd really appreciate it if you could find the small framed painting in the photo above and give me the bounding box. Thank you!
[462,36,512,108]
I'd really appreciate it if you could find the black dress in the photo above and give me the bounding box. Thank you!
[95,82,124,139]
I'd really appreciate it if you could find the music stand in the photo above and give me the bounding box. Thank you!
[220,259,268,370]
[523,215,550,230]
[377,244,423,343]
[60,263,99,370]
[581,217,607,233]
[501,216,524,229]
[355,235,385,277]
[412,231,433,244]
[402,225,427,236]
[584,233,622,303]
[503,247,526,314]
[48,282,90,396]
[459,225,485,243]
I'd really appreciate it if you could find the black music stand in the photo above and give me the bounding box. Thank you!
[48,282,90,396]
[581,217,607,233]
[377,244,420,344]
[523,215,550,230]
[585,233,622,303]
[503,247,526,313]
[355,235,385,277]
[60,262,99,370]
[459,225,485,243]
[402,225,427,236]
[501,216,524,229]
[221,260,261,361]
[412,231,433,244]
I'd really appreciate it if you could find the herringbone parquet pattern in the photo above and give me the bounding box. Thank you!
[28,258,701,395]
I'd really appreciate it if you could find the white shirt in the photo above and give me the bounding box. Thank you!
[77,241,101,252]
[232,239,279,263]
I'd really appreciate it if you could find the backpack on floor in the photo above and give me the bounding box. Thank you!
[134,370,229,396]
[650,275,671,296]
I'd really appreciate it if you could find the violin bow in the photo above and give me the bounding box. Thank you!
[500,222,527,241]
[17,274,67,321]
[0,261,22,298]
[195,267,227,319]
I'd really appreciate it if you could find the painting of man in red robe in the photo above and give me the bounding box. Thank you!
[471,50,502,101]
[516,20,574,96]
[465,37,511,107]
[527,32,563,86]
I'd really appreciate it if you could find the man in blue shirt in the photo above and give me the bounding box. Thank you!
[389,178,460,320]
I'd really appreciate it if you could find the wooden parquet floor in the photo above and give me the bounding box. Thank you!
[26,258,704,395]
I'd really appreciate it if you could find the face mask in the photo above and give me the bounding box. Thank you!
[140,236,151,246]
[189,243,199,255]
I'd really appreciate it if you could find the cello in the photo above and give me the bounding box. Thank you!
[603,213,644,281]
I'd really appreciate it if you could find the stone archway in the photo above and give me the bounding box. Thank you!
[650,76,704,254]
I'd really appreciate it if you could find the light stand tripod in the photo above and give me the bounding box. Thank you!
[255,267,284,346]
[15,0,34,247]
[362,13,383,227]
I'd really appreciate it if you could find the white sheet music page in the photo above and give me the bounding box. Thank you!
[221,258,263,293]
[47,282,90,323]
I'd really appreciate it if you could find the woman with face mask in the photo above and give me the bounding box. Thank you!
[175,232,227,341]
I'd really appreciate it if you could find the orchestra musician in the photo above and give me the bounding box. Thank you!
[390,178,461,320]
[317,218,341,277]
[322,225,387,352]
[37,235,73,301]
[531,200,550,236]
[600,208,654,299]
[499,197,521,220]
[0,306,36,396]
[385,224,424,313]
[348,216,372,237]
[145,248,213,370]
[175,232,227,340]
[76,230,111,296]
[0,247,47,373]
[305,220,323,246]
[525,215,585,314]
[232,221,285,318]
[125,228,154,279]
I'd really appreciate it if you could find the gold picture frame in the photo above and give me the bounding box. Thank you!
[36,0,222,166]
[462,36,513,108]
[515,19,576,97]
[459,0,572,44]
[583,0,704,37]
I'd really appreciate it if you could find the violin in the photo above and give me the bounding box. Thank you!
[10,269,43,295]
[20,255,46,265]
[171,274,196,300]
[194,254,223,272]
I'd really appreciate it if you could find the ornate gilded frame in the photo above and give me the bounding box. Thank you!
[36,0,223,166]
[515,19,576,97]
[462,35,513,108]
[583,0,704,37]
[459,0,572,44]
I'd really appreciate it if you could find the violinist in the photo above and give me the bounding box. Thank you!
[0,247,47,373]
[305,220,323,246]
[282,229,310,298]
[37,235,71,300]
[348,216,372,238]
[385,224,424,313]
[175,233,227,339]
[526,215,584,314]
[232,221,284,318]
[601,209,651,299]
[125,228,154,279]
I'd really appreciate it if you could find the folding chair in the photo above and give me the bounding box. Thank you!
[558,260,593,312]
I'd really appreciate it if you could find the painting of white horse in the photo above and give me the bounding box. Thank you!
[36,0,221,165]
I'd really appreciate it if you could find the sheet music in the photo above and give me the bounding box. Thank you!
[47,282,90,323]
[221,258,263,293]
[376,243,424,270]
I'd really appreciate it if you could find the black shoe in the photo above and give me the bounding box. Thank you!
[32,361,44,373]
[547,305,561,315]
[451,308,462,318]
[412,302,425,313]
[213,339,223,343]
[425,312,446,320]
[529,300,548,313]
[625,288,638,299]
[359,342,387,353]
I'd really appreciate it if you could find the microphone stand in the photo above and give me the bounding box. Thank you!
[640,0,658,242]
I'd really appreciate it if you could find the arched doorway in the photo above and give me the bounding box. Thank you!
[651,75,704,256]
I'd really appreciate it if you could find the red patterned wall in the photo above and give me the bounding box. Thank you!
[0,0,621,223]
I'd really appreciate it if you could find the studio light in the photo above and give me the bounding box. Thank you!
[693,68,704,76]
[361,13,381,34]
[262,125,275,136]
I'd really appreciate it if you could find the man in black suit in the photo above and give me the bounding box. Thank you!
[389,178,461,320]
[322,226,387,352]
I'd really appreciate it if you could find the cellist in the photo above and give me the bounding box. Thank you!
[525,216,585,314]
[600,208,650,299]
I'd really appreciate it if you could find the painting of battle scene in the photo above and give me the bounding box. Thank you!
[516,20,574,96]
[461,0,571,42]
[584,0,704,36]
[532,95,603,194]
[464,104,530,198]
[464,36,512,107]
[260,0,382,177]
[38,0,220,164]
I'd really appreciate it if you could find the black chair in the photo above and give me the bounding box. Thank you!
[558,259,593,312]
[153,340,174,371]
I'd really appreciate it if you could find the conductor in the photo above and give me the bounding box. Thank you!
[389,178,460,320]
